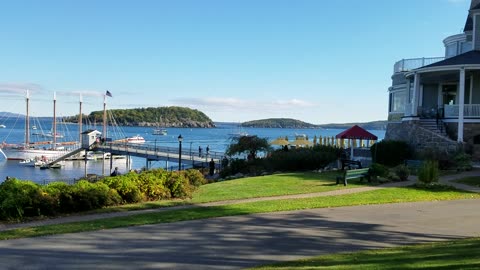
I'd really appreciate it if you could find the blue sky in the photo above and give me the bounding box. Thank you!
[0,0,472,124]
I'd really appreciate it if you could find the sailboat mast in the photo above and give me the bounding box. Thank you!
[25,90,30,145]
[79,94,83,144]
[102,94,107,140]
[53,92,57,149]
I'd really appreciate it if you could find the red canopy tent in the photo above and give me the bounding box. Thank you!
[335,125,378,140]
[336,125,377,159]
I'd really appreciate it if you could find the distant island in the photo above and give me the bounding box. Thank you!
[241,118,317,128]
[241,118,387,130]
[63,106,215,128]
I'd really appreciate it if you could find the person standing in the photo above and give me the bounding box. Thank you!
[209,158,215,176]
[199,146,203,157]
[206,145,210,155]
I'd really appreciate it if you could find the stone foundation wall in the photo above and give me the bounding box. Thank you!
[385,121,462,157]
[445,122,480,159]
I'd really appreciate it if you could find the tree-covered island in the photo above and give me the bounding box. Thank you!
[241,118,387,130]
[241,118,317,128]
[63,106,215,128]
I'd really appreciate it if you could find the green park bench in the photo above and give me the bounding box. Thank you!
[336,168,370,186]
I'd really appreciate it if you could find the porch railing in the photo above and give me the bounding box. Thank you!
[393,57,445,73]
[444,104,480,118]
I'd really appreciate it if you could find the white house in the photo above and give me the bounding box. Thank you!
[385,0,480,159]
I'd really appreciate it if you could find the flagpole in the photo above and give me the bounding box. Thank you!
[79,93,83,145]
[102,93,107,176]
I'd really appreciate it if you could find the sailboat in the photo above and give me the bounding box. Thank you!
[0,91,79,160]
[152,115,167,135]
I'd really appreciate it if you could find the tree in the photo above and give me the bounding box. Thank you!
[226,135,271,159]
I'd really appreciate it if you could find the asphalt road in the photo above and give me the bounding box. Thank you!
[0,199,478,270]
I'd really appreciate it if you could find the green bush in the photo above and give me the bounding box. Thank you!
[0,167,207,221]
[371,140,412,167]
[393,164,410,181]
[102,174,144,203]
[134,170,170,201]
[0,178,45,220]
[266,145,341,172]
[418,160,439,184]
[369,163,388,180]
[453,152,472,172]
[166,172,193,199]
[184,169,207,187]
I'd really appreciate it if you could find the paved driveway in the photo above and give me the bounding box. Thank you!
[0,199,479,270]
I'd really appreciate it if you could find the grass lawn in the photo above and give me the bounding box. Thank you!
[251,238,480,269]
[90,171,373,213]
[0,185,478,240]
[456,177,480,187]
[191,171,372,203]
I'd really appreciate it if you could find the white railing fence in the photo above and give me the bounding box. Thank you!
[393,57,445,73]
[444,104,480,118]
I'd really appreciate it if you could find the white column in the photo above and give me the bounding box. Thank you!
[458,68,466,143]
[405,79,411,116]
[412,73,420,116]
[437,83,443,109]
[469,75,473,105]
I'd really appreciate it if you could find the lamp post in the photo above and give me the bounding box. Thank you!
[190,142,193,160]
[178,134,183,171]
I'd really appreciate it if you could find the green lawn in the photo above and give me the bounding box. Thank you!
[190,172,372,203]
[456,177,480,187]
[252,238,480,269]
[1,185,478,240]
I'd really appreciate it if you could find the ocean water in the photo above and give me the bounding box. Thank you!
[0,119,385,183]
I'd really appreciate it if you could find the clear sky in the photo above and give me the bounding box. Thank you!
[0,0,472,124]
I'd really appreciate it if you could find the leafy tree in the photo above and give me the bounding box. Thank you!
[226,135,271,159]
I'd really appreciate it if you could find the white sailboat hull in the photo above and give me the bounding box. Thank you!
[1,146,71,161]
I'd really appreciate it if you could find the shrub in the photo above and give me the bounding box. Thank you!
[453,152,472,172]
[134,170,170,201]
[266,145,341,172]
[0,178,45,220]
[393,164,410,181]
[369,163,388,180]
[417,160,439,184]
[184,169,207,187]
[165,172,193,199]
[371,140,412,166]
[102,174,144,203]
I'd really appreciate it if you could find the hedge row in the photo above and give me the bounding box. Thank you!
[0,169,206,221]
[221,145,342,177]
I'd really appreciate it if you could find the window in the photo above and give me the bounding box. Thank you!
[446,44,457,58]
[390,91,406,112]
[461,41,472,54]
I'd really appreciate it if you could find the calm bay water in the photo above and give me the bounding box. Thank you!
[0,119,385,183]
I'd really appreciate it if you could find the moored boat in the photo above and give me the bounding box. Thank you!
[152,128,167,135]
[0,91,80,160]
[127,135,145,143]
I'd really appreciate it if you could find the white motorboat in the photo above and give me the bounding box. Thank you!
[152,128,167,135]
[0,124,6,128]
[127,135,145,144]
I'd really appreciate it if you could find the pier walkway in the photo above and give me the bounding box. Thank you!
[94,142,225,169]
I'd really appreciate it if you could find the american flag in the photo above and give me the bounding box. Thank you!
[105,90,112,97]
